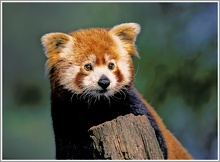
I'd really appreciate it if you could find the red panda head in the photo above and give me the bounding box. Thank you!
[41,23,140,99]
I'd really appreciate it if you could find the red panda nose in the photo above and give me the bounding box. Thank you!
[98,75,110,89]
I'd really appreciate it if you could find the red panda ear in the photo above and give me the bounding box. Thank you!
[41,32,73,58]
[109,23,141,57]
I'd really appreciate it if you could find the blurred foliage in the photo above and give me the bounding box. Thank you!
[2,2,218,159]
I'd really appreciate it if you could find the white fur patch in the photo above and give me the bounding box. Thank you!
[104,54,110,63]
[84,66,117,89]
[60,36,74,58]
[59,64,81,92]
[56,33,132,99]
[87,54,96,63]
[110,34,132,85]
[82,66,117,98]
[117,57,131,85]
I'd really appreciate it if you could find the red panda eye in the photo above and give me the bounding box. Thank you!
[108,62,115,70]
[84,64,93,71]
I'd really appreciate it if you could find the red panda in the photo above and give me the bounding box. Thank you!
[41,23,193,160]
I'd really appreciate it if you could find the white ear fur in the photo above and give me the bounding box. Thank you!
[109,23,140,41]
[109,23,141,56]
[41,32,73,57]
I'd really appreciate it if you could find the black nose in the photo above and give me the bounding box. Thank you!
[98,75,110,89]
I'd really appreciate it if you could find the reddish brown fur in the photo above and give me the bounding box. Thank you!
[114,68,124,83]
[74,71,86,89]
[69,28,119,66]
[41,23,193,159]
[137,93,193,159]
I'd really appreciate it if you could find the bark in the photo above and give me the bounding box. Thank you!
[88,114,164,160]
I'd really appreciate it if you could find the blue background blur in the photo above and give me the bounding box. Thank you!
[2,2,218,160]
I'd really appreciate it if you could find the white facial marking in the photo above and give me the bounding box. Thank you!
[110,34,132,86]
[84,66,116,88]
[104,54,110,63]
[59,64,80,92]
[117,57,131,84]
[82,66,117,97]
[87,54,96,63]
[56,33,133,99]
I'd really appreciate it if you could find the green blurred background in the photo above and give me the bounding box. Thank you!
[2,2,218,160]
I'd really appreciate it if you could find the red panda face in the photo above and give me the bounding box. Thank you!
[41,23,140,99]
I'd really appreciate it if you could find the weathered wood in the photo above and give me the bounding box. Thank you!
[88,114,164,160]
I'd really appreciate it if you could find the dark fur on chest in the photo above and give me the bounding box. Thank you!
[50,86,167,159]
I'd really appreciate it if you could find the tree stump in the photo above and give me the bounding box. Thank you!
[88,114,164,160]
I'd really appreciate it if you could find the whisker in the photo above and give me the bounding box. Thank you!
[133,61,140,83]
